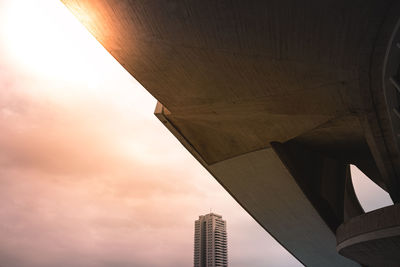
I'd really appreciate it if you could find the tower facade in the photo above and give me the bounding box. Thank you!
[194,213,227,267]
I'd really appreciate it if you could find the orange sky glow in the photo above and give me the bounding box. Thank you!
[0,0,393,266]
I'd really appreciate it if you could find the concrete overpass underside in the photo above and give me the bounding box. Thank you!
[62,1,400,266]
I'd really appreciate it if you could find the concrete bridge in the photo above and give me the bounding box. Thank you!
[61,1,400,266]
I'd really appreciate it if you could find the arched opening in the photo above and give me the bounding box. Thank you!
[350,165,393,212]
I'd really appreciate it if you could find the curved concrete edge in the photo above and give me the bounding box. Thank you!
[336,203,400,244]
[155,102,359,267]
[337,225,400,252]
[336,204,400,266]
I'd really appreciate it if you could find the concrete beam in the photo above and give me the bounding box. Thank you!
[155,103,358,266]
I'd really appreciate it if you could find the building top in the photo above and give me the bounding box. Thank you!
[198,213,223,220]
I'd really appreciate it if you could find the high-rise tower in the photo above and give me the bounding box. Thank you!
[194,213,227,267]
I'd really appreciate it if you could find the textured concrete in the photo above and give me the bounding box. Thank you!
[155,104,357,266]
[209,149,357,267]
[337,204,400,267]
[61,1,400,266]
[60,0,400,197]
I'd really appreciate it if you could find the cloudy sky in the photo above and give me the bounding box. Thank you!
[0,1,393,266]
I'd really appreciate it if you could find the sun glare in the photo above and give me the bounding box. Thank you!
[0,0,157,112]
[1,0,107,83]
